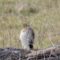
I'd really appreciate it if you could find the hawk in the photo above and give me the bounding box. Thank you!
[20,24,35,50]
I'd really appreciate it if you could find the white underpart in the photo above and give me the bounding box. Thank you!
[20,28,34,50]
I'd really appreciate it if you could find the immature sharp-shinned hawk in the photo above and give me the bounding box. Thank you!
[20,24,35,50]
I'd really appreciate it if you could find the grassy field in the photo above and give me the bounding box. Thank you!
[0,0,60,49]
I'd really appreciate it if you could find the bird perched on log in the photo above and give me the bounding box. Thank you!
[20,24,35,50]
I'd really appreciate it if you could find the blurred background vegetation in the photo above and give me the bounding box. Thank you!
[0,0,60,49]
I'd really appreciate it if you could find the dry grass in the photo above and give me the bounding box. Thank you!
[0,0,60,49]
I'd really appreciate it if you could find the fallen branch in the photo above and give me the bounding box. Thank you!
[0,46,60,60]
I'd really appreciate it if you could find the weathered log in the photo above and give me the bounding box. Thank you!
[0,46,60,60]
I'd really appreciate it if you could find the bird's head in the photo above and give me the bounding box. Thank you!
[22,23,30,28]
